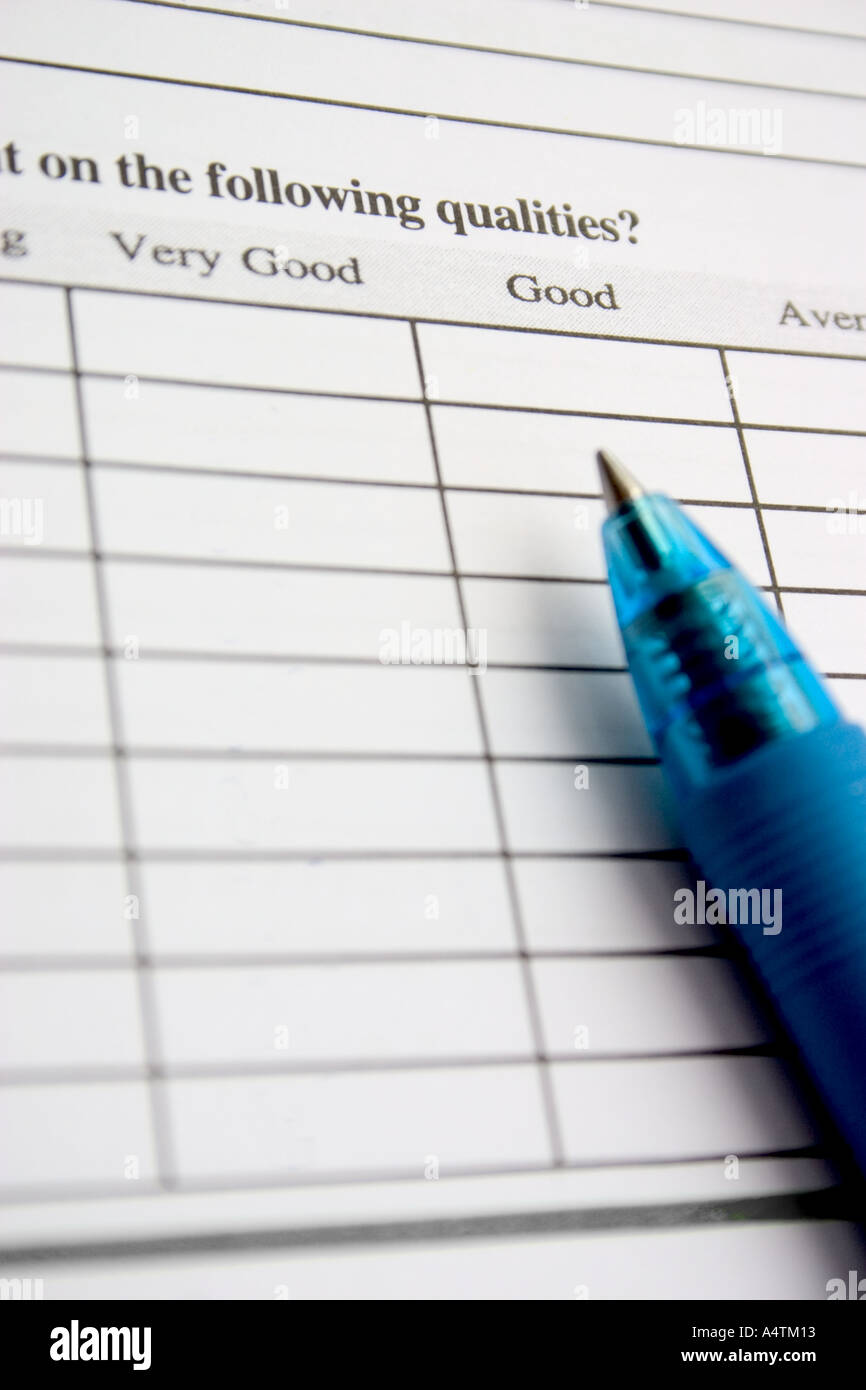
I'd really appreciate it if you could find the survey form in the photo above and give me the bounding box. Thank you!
[0,0,864,1298]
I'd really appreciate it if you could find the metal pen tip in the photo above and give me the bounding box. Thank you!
[596,449,646,516]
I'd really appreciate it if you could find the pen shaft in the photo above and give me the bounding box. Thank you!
[683,718,866,1175]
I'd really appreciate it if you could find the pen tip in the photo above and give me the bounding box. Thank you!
[596,449,645,516]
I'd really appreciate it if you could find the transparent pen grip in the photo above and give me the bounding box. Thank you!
[680,721,866,1173]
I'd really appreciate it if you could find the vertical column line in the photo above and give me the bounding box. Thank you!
[63,287,175,1189]
[409,321,565,1166]
[719,347,785,618]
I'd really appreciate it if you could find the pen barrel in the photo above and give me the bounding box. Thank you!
[680,721,866,1175]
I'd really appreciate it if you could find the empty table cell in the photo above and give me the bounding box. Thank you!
[763,507,866,591]
[497,761,680,853]
[515,858,714,952]
[153,961,532,1065]
[0,370,79,457]
[116,660,482,754]
[103,561,463,659]
[141,858,515,957]
[481,669,652,757]
[165,1064,551,1180]
[783,593,866,674]
[84,377,434,483]
[0,1083,157,1190]
[0,655,111,745]
[93,470,451,571]
[434,408,749,501]
[0,757,121,849]
[551,1055,816,1163]
[727,351,866,432]
[0,556,101,645]
[73,290,420,397]
[533,956,768,1057]
[128,757,499,852]
[448,491,607,579]
[418,324,731,420]
[0,283,71,369]
[0,862,132,958]
[462,577,623,668]
[746,429,866,508]
[0,970,145,1070]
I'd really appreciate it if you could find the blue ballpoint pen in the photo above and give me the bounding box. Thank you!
[597,449,866,1177]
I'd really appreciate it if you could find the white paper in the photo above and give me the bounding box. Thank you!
[0,0,864,1299]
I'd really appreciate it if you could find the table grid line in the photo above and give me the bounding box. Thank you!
[64,287,177,1192]
[410,318,565,1166]
[0,1043,784,1091]
[1,645,863,681]
[3,273,866,365]
[719,346,787,618]
[5,450,866,514]
[5,545,866,600]
[0,643,864,684]
[0,848,691,863]
[7,359,866,437]
[0,945,729,972]
[0,753,665,770]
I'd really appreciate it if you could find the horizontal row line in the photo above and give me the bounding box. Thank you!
[2,546,864,597]
[0,1043,779,1088]
[0,642,862,682]
[2,642,625,673]
[5,451,866,508]
[0,847,689,861]
[0,946,724,970]
[4,273,866,364]
[4,364,866,437]
[0,746,662,764]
